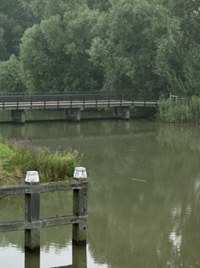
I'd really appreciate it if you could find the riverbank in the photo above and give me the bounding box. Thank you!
[157,96,200,123]
[0,138,80,186]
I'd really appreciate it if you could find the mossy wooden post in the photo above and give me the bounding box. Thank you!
[25,171,40,251]
[73,167,88,245]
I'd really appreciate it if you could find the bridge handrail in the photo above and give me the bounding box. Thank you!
[0,92,160,103]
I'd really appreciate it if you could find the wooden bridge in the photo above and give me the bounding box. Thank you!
[0,92,159,123]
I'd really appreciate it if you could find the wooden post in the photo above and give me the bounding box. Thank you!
[72,186,88,245]
[0,168,88,257]
[24,169,40,253]
[25,184,41,251]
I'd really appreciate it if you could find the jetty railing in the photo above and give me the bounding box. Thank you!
[0,172,88,251]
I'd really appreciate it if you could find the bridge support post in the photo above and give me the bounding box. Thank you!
[11,110,26,123]
[66,108,81,121]
[124,107,130,119]
[76,108,81,121]
[113,107,130,120]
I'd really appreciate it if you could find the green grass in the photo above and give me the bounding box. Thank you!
[0,137,82,186]
[157,96,200,123]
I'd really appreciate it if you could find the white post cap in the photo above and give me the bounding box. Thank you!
[73,167,87,180]
[25,171,39,184]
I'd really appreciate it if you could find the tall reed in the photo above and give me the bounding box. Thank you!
[157,96,200,123]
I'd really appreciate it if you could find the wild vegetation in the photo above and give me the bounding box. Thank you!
[157,96,200,123]
[0,0,199,97]
[0,137,81,186]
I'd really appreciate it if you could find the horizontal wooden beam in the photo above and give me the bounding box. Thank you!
[0,181,87,196]
[0,215,87,232]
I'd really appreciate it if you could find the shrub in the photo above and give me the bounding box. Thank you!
[0,138,82,185]
[157,95,200,123]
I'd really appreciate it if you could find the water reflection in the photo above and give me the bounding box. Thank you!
[1,120,200,267]
[169,230,182,254]
[25,242,86,268]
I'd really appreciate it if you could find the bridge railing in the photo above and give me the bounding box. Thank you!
[0,92,159,103]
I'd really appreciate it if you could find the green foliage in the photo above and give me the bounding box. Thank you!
[0,55,25,92]
[157,96,200,123]
[86,0,111,11]
[168,44,200,97]
[20,5,103,92]
[0,0,200,96]
[0,0,36,59]
[88,0,182,93]
[0,138,81,186]
[0,27,7,60]
[0,142,13,160]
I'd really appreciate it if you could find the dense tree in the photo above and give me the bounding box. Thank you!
[20,5,103,92]
[86,0,111,11]
[0,55,25,92]
[88,0,182,93]
[0,0,35,60]
[164,0,200,96]
[0,0,200,95]
[0,27,7,60]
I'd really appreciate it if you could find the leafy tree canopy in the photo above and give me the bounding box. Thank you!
[0,55,25,92]
[20,5,103,92]
[88,0,182,93]
[0,0,200,96]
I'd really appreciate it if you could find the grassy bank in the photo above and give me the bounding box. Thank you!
[0,138,81,186]
[157,96,200,123]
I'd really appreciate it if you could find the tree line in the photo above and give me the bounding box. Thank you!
[0,0,199,96]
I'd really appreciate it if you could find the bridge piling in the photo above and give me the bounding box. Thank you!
[113,107,131,120]
[66,108,81,121]
[11,110,26,123]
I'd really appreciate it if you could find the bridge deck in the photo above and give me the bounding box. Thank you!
[0,92,158,122]
[0,99,157,110]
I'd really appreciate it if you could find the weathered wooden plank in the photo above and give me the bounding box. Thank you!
[0,216,87,232]
[39,181,87,193]
[0,220,30,231]
[41,215,87,228]
[0,181,88,196]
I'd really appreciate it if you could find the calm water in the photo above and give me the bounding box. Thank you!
[1,120,200,268]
